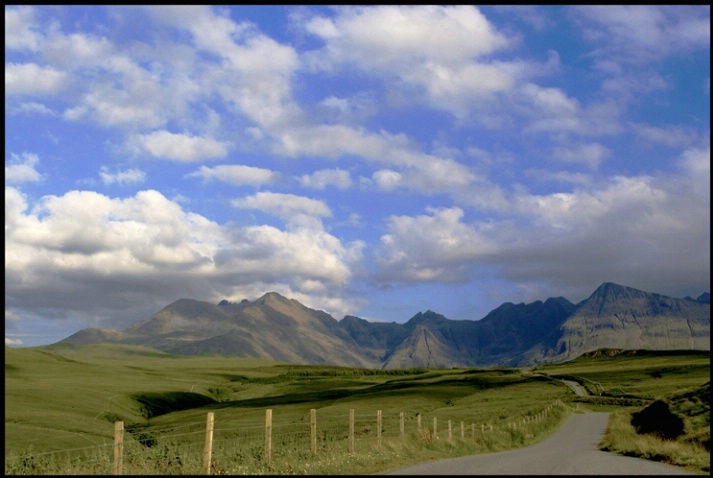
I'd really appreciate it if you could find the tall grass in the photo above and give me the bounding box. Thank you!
[538,351,710,475]
[5,401,571,475]
[5,346,709,475]
[600,409,709,474]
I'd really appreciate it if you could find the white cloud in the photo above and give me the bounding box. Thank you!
[139,131,230,161]
[5,6,42,51]
[524,169,593,187]
[517,83,624,137]
[299,168,352,190]
[5,337,23,347]
[302,5,528,118]
[12,101,56,116]
[551,142,611,171]
[5,12,207,131]
[677,146,710,181]
[275,123,479,195]
[146,5,301,129]
[187,164,280,187]
[376,207,495,282]
[305,5,509,71]
[99,167,147,186]
[630,122,700,149]
[5,152,43,183]
[5,63,67,96]
[375,146,710,299]
[5,187,363,330]
[232,191,331,220]
[519,83,581,133]
[575,5,710,65]
[372,170,402,191]
[43,30,113,69]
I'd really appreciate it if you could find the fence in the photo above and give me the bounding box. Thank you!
[6,400,567,474]
[105,400,565,475]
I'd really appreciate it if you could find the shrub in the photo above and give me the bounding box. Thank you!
[631,400,684,440]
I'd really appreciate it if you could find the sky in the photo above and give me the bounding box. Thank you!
[5,5,711,348]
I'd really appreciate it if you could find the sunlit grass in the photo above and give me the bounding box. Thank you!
[600,409,710,474]
[5,345,709,474]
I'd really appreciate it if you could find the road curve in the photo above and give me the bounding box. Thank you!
[383,412,696,475]
[560,379,587,396]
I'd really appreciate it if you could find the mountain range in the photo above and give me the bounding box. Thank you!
[58,282,710,368]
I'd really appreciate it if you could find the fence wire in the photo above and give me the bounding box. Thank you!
[6,402,564,475]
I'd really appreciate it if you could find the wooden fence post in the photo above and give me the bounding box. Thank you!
[377,410,382,449]
[310,409,317,455]
[460,421,464,439]
[400,412,405,441]
[433,417,438,439]
[204,412,214,475]
[448,420,452,440]
[265,409,272,466]
[349,409,355,454]
[417,413,422,433]
[113,421,123,475]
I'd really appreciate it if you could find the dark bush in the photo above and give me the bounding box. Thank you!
[631,400,684,440]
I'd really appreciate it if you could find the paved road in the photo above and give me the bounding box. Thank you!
[384,412,696,475]
[560,379,587,396]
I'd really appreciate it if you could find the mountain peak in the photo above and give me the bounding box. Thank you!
[256,291,291,304]
[406,310,448,326]
[55,283,709,368]
[590,282,647,299]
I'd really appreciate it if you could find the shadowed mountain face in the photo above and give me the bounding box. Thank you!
[59,283,710,368]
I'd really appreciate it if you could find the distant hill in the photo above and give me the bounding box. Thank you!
[58,282,710,368]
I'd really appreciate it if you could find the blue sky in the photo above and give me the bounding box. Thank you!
[5,5,710,348]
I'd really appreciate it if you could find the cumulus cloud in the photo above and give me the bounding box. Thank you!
[376,207,496,282]
[5,152,43,183]
[187,164,280,186]
[4,6,42,51]
[5,187,364,330]
[302,5,530,118]
[304,5,509,71]
[144,5,301,129]
[5,63,68,96]
[139,131,230,161]
[372,170,402,191]
[4,6,709,342]
[375,147,710,301]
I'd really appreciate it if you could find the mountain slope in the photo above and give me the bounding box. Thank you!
[57,283,710,368]
[551,282,711,363]
[61,292,378,368]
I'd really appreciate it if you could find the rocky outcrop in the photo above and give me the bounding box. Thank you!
[551,283,710,362]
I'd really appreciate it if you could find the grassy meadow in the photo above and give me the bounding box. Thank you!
[5,344,710,474]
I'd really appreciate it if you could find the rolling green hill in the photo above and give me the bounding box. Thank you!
[5,344,709,474]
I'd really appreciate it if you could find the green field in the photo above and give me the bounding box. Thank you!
[5,344,710,474]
